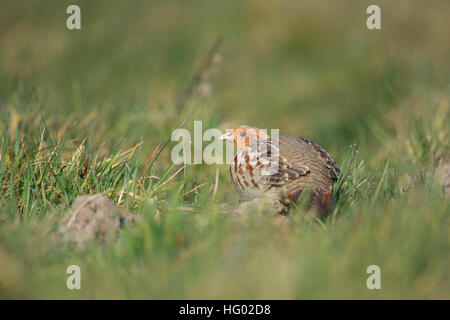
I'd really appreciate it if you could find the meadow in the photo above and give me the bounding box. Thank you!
[0,0,449,299]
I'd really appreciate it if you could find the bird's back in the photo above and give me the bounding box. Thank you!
[278,135,339,189]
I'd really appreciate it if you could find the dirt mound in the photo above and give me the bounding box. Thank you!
[60,194,135,250]
[434,160,450,199]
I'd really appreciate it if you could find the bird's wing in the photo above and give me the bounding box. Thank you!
[300,137,340,181]
[251,138,310,186]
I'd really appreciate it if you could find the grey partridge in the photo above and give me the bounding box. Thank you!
[220,126,340,215]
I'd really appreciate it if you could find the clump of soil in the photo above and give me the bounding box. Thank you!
[60,194,135,250]
[434,160,450,199]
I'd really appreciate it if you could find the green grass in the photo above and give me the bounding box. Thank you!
[0,0,449,299]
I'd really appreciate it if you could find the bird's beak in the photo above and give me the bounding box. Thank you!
[219,131,232,141]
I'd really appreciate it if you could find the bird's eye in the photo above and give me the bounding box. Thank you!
[240,131,247,137]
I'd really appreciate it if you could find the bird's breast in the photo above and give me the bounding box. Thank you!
[230,146,270,199]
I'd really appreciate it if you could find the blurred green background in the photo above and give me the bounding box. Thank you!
[0,0,449,299]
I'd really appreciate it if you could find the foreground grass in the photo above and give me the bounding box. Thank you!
[0,101,448,299]
[0,0,449,299]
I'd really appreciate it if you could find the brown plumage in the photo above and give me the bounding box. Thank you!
[220,126,340,214]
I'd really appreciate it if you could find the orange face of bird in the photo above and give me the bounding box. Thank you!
[220,126,268,150]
